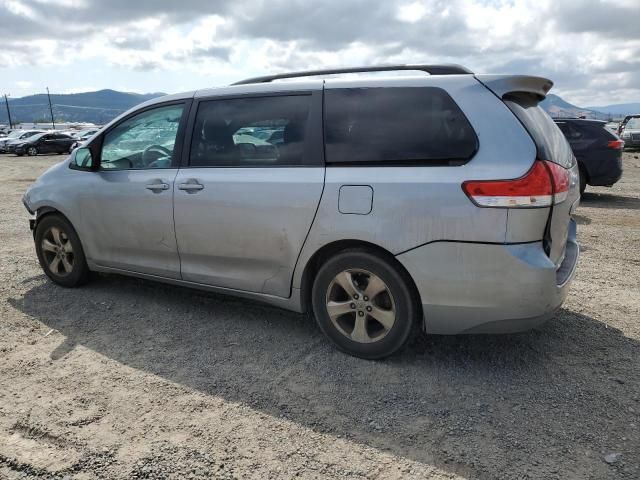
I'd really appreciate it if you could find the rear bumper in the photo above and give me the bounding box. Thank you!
[587,163,623,187]
[623,138,640,148]
[582,153,622,187]
[397,221,579,334]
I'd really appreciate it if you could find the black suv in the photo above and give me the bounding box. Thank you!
[554,118,623,194]
[12,132,76,156]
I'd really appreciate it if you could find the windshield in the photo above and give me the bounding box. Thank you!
[22,132,46,141]
[80,130,97,139]
[625,118,640,129]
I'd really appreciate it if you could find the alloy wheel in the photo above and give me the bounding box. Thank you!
[41,226,74,276]
[325,269,396,343]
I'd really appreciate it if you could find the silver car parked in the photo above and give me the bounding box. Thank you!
[620,116,640,149]
[23,64,580,359]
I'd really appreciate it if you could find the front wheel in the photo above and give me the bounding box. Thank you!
[27,146,38,156]
[35,214,91,287]
[311,249,418,359]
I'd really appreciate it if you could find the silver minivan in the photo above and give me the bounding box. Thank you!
[23,64,580,359]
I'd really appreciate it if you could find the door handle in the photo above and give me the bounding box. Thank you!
[178,181,204,192]
[145,182,170,192]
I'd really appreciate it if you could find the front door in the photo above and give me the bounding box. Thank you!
[78,102,188,278]
[38,134,55,154]
[174,93,324,297]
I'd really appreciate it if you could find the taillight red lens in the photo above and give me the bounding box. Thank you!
[462,160,569,208]
[543,160,570,204]
[608,139,624,150]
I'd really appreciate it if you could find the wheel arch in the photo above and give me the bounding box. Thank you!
[33,207,82,247]
[35,206,68,227]
[578,161,590,183]
[298,239,422,316]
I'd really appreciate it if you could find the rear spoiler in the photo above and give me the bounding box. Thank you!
[475,75,553,101]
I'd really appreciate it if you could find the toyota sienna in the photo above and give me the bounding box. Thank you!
[23,64,580,359]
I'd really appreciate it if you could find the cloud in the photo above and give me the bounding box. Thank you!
[0,0,639,104]
[553,0,640,40]
[16,80,33,89]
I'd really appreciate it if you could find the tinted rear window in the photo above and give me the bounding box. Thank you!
[324,87,477,165]
[556,120,617,142]
[504,94,574,168]
[580,122,617,140]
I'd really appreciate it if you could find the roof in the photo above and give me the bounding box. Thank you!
[195,79,324,98]
[231,64,473,85]
[553,118,606,124]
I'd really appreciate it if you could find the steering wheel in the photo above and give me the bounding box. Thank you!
[141,144,172,166]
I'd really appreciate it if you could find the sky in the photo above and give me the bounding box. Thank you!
[1,0,639,107]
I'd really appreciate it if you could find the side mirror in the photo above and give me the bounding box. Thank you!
[72,147,96,170]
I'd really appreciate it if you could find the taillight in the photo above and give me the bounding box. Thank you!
[608,139,624,150]
[462,160,569,208]
[545,160,570,204]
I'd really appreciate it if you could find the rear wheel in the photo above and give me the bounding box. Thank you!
[35,214,91,287]
[311,249,418,359]
[579,164,587,195]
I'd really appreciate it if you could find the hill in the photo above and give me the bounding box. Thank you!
[540,94,606,119]
[0,89,165,125]
[585,102,640,116]
[1,88,633,125]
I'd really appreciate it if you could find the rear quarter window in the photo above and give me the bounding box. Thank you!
[504,94,574,168]
[324,87,478,165]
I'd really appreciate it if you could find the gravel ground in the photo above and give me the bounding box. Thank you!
[0,152,638,479]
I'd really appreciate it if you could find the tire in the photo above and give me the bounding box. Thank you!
[311,249,418,359]
[27,146,38,156]
[35,214,91,287]
[579,164,587,195]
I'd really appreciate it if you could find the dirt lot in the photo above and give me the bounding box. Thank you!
[0,152,638,480]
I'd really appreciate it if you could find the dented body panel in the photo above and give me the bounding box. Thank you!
[397,220,579,334]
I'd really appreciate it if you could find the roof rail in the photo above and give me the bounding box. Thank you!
[231,64,473,86]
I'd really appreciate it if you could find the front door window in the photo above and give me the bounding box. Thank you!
[101,104,184,170]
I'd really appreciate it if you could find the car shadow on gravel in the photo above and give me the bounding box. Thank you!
[581,191,640,210]
[10,274,640,479]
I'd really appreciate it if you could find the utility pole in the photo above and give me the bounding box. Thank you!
[4,94,13,129]
[46,87,55,130]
